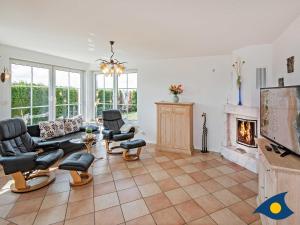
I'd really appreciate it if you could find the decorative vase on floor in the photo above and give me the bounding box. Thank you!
[173,94,179,103]
[238,86,242,105]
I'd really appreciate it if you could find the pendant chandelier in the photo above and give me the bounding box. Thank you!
[97,41,126,75]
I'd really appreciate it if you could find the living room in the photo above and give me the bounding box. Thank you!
[0,1,300,225]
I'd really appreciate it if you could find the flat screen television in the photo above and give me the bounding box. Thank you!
[260,86,300,156]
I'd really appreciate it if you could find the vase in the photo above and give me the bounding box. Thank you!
[238,86,242,105]
[173,94,179,103]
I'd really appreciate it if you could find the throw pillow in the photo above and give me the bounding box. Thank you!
[73,115,83,127]
[64,118,80,134]
[39,121,57,140]
[54,119,65,136]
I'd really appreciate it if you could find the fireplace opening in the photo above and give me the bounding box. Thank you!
[236,118,257,148]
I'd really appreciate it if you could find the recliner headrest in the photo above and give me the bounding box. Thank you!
[0,118,27,141]
[102,110,122,121]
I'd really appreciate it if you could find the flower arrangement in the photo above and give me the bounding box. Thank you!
[232,58,245,88]
[169,84,184,95]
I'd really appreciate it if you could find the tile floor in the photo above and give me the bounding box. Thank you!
[0,142,261,225]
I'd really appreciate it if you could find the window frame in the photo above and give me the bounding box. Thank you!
[94,70,138,121]
[54,67,83,119]
[10,59,84,124]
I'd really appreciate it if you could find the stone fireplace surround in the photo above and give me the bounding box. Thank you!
[221,104,259,172]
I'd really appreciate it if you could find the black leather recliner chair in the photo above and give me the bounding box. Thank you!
[0,118,64,193]
[102,110,135,154]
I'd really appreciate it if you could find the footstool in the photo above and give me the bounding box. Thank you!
[59,152,94,186]
[120,139,146,161]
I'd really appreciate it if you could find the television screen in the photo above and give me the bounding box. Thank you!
[260,86,300,155]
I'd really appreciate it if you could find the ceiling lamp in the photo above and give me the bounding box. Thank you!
[97,41,126,75]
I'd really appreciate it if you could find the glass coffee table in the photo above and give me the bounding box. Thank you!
[70,134,103,160]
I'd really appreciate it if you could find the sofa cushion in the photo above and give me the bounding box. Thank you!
[39,120,65,140]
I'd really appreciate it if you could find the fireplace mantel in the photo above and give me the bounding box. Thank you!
[224,104,259,118]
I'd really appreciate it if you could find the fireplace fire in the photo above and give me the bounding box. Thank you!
[236,118,257,148]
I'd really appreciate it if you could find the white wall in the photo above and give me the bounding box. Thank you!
[0,44,90,120]
[137,55,232,151]
[230,44,273,107]
[272,15,300,86]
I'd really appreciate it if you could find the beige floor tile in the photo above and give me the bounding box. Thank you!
[34,204,67,225]
[118,187,141,204]
[133,174,154,186]
[183,183,208,199]
[227,171,252,183]
[228,184,256,200]
[65,213,94,225]
[173,159,189,166]
[126,214,155,225]
[17,188,48,202]
[199,179,224,193]
[214,175,238,188]
[194,161,213,170]
[145,164,163,172]
[7,197,43,218]
[245,196,258,208]
[152,207,185,225]
[94,192,119,211]
[46,181,70,195]
[127,161,143,169]
[8,212,37,225]
[175,200,206,222]
[138,182,161,197]
[95,206,124,225]
[215,165,236,174]
[144,193,171,213]
[157,177,180,192]
[194,194,225,214]
[210,208,246,225]
[112,169,132,180]
[213,189,241,206]
[187,215,217,225]
[40,191,69,210]
[0,191,19,207]
[229,201,259,224]
[181,165,199,173]
[165,187,191,205]
[0,203,14,218]
[189,171,210,182]
[94,181,116,196]
[155,156,170,163]
[129,167,148,176]
[203,168,223,178]
[159,161,177,170]
[93,166,111,175]
[115,178,136,191]
[242,180,258,193]
[174,174,196,186]
[66,198,94,219]
[166,167,185,177]
[150,170,170,181]
[207,159,225,167]
[93,174,113,185]
[121,199,149,221]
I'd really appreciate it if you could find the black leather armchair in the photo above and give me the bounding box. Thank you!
[0,118,64,193]
[102,110,135,154]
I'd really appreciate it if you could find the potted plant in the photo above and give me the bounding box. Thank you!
[169,84,184,103]
[85,127,93,139]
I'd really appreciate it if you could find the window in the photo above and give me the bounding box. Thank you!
[10,60,83,124]
[118,73,137,120]
[95,72,138,120]
[55,69,81,118]
[95,74,113,117]
[11,63,50,125]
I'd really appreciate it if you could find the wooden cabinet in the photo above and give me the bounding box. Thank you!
[257,138,300,225]
[156,102,194,155]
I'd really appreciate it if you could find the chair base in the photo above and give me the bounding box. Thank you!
[69,171,93,186]
[10,171,56,193]
[105,140,123,154]
[122,147,142,161]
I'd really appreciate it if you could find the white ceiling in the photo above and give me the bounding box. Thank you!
[0,0,300,63]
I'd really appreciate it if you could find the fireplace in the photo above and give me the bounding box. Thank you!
[236,118,257,148]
